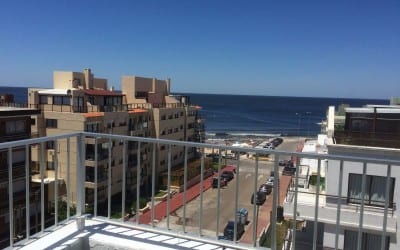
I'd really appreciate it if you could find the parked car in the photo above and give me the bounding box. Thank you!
[212,176,227,188]
[263,143,275,149]
[282,166,296,176]
[251,191,267,205]
[259,184,272,195]
[265,176,274,187]
[223,221,245,241]
[279,159,292,166]
[221,170,234,182]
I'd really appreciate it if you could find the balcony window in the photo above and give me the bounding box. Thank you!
[85,123,100,133]
[348,173,395,208]
[47,161,55,170]
[6,120,26,134]
[46,141,55,149]
[39,95,48,104]
[46,119,58,128]
[53,96,70,105]
[344,230,389,250]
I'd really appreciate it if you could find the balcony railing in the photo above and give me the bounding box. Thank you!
[1,132,399,249]
[334,130,400,148]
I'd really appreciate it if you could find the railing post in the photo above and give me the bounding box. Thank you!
[76,134,86,216]
[25,144,30,240]
[40,142,45,233]
[8,148,14,248]
[357,162,367,250]
[381,164,391,250]
[121,140,126,222]
[271,153,280,250]
[54,140,59,226]
[66,138,71,220]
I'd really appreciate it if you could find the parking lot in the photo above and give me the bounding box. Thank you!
[156,137,300,239]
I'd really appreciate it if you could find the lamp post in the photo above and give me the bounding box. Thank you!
[306,112,312,138]
[296,113,302,142]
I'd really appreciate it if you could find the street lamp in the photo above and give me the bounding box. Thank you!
[296,113,302,142]
[306,112,312,138]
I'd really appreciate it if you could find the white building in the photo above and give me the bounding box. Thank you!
[284,104,400,250]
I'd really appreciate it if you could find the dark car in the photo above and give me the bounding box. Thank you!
[282,166,296,176]
[279,159,294,167]
[223,221,245,241]
[221,170,234,182]
[259,184,272,195]
[251,191,267,205]
[212,176,227,188]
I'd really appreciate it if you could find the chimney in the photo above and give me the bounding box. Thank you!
[83,68,92,89]
[166,78,171,95]
[152,78,156,93]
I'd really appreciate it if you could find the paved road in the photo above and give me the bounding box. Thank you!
[156,137,300,238]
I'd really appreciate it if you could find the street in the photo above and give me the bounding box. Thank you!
[156,137,300,238]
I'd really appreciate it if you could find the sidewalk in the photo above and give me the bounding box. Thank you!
[240,175,292,244]
[136,165,236,225]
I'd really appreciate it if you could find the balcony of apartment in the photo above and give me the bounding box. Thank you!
[1,132,399,250]
[334,130,400,148]
[284,187,397,234]
[29,104,130,113]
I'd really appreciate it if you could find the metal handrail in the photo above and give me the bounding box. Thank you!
[2,132,400,249]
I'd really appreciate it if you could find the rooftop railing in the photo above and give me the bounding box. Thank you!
[1,133,399,249]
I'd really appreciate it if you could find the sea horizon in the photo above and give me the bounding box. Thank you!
[0,86,390,137]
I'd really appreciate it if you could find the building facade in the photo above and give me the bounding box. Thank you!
[0,104,39,248]
[284,104,400,250]
[28,69,204,213]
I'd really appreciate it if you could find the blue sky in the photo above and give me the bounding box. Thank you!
[0,1,399,99]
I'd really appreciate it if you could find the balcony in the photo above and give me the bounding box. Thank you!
[1,132,399,249]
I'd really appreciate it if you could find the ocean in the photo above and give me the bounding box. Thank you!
[0,86,388,137]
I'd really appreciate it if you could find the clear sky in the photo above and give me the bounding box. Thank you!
[0,1,399,99]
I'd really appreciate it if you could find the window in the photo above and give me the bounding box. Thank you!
[348,173,395,208]
[31,118,36,125]
[39,95,48,104]
[46,119,58,128]
[160,145,166,151]
[85,123,100,133]
[344,230,389,250]
[5,120,26,134]
[47,161,55,170]
[53,96,70,105]
[46,141,55,149]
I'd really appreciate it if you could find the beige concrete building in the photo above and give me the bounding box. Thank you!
[122,76,204,176]
[28,69,204,212]
[29,69,151,212]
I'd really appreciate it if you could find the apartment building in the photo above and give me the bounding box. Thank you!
[284,104,400,250]
[122,76,204,181]
[28,69,204,212]
[0,104,39,248]
[28,69,152,210]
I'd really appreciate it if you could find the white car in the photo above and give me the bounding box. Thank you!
[265,176,274,187]
[263,143,275,150]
